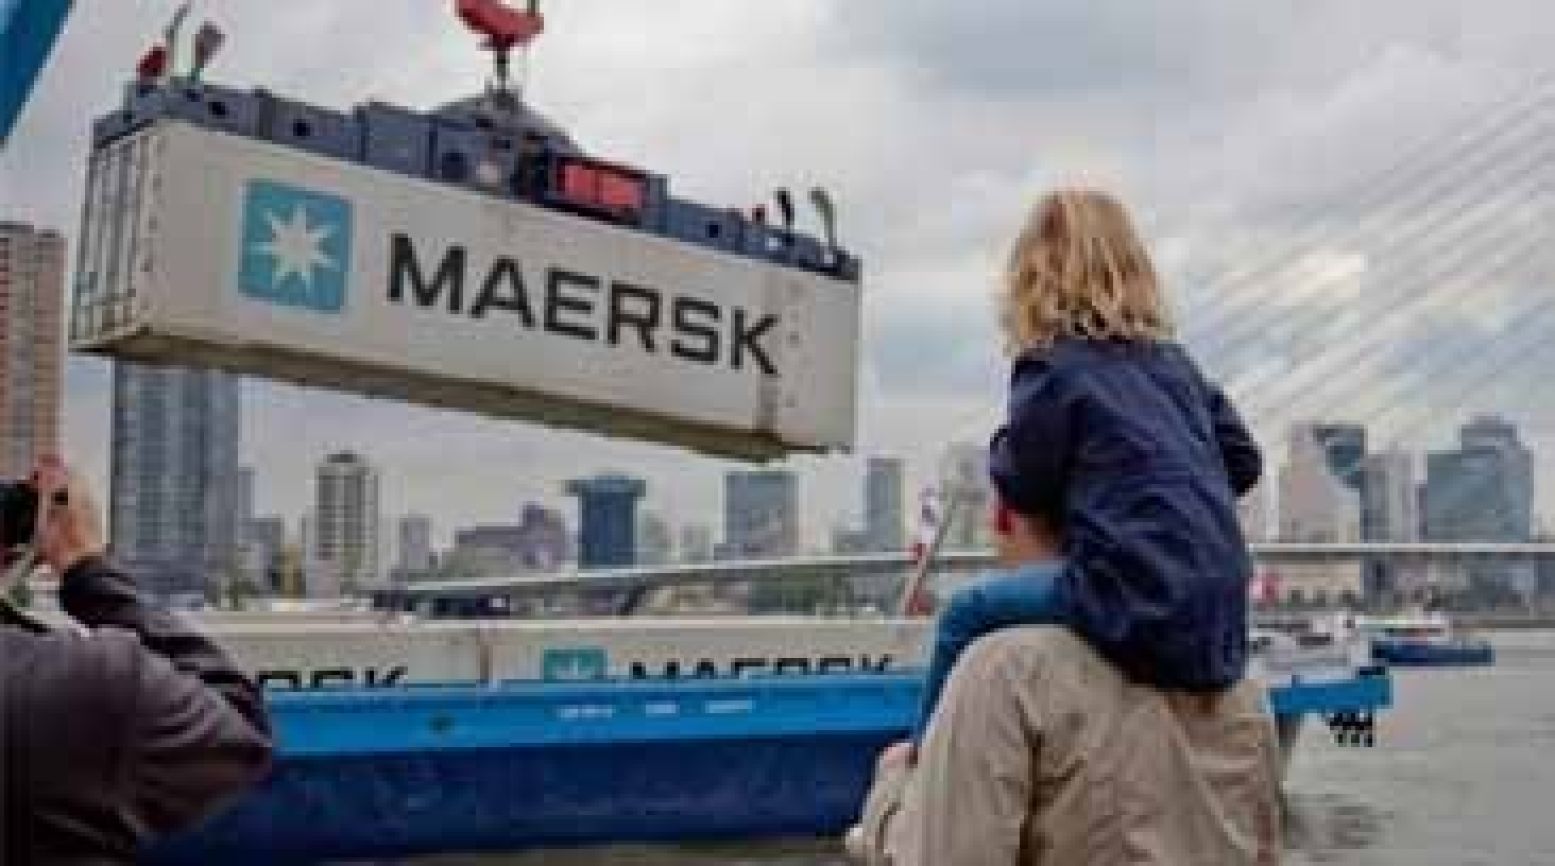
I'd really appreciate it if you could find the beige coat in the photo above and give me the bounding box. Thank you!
[849,627,1282,866]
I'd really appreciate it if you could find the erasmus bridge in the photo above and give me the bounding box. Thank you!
[376,543,1555,614]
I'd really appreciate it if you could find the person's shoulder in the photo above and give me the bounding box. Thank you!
[961,625,1106,684]
[971,624,1087,653]
[2,624,146,711]
[1145,339,1210,378]
[1009,342,1085,399]
[1094,339,1218,395]
[3,627,134,776]
[1010,344,1057,377]
[1019,338,1190,374]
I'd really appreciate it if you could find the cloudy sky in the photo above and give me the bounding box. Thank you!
[7,0,1555,547]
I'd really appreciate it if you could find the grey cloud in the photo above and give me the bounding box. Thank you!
[829,0,1523,106]
[866,301,1003,397]
[17,0,1555,539]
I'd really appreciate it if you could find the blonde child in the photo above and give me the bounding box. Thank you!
[911,189,1262,742]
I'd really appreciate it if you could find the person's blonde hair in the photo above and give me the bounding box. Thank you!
[1000,189,1173,355]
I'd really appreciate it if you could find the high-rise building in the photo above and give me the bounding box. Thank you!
[444,526,523,578]
[1279,424,1362,543]
[567,474,647,569]
[722,470,799,559]
[1461,414,1529,454]
[1423,416,1535,598]
[1423,416,1533,542]
[1236,480,1271,543]
[446,505,570,577]
[300,514,315,583]
[244,516,287,592]
[1275,424,1363,605]
[0,222,64,479]
[864,456,906,552]
[235,467,256,529]
[939,443,993,551]
[312,451,382,596]
[109,362,242,598]
[638,512,674,566]
[1358,448,1419,599]
[248,517,287,562]
[516,503,570,570]
[396,514,434,578]
[1305,423,1377,599]
[1310,423,1367,491]
[1359,450,1417,543]
[680,523,714,563]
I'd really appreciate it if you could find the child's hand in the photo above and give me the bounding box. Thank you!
[877,740,916,772]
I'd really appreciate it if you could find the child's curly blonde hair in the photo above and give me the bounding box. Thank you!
[1001,189,1174,355]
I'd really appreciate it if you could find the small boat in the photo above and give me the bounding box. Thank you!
[1353,611,1495,667]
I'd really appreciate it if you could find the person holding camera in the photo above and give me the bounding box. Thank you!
[1,458,273,864]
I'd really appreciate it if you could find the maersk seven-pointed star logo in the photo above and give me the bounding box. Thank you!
[239,180,352,313]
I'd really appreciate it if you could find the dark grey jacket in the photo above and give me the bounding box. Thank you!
[2,557,273,864]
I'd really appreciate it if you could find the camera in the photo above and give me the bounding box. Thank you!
[0,482,71,551]
[0,482,40,549]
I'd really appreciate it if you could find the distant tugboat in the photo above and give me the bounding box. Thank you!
[1353,611,1496,667]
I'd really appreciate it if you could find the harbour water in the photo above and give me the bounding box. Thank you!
[420,629,1555,865]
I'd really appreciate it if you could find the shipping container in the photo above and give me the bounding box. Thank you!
[71,120,862,459]
[196,617,929,690]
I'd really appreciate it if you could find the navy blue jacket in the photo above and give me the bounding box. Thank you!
[990,339,1262,691]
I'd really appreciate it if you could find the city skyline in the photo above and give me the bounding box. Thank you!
[1259,414,1541,603]
[85,411,1544,579]
[1264,415,1539,542]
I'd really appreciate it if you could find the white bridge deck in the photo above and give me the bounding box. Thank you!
[378,543,1555,603]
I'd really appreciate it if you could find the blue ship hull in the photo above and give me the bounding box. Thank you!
[1372,640,1495,667]
[152,733,892,864]
[148,673,1391,864]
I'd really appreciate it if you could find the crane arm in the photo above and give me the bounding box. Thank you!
[1,0,75,145]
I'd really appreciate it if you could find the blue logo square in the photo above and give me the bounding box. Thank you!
[238,179,353,313]
[542,647,609,682]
